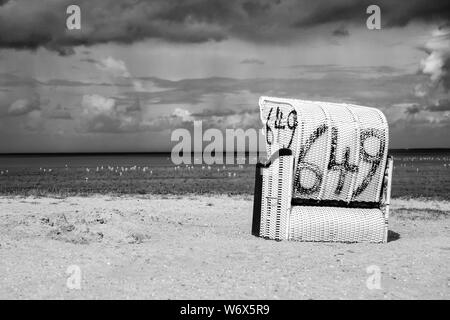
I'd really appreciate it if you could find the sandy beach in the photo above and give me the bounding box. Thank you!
[0,195,448,299]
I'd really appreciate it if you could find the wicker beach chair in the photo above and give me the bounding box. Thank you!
[252,96,393,243]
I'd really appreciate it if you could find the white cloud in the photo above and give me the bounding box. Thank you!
[172,108,193,122]
[95,56,147,92]
[419,27,450,89]
[420,52,444,82]
[96,56,131,78]
[80,94,126,132]
[82,94,116,117]
[79,94,166,132]
[8,97,40,116]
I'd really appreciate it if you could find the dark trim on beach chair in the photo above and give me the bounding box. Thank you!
[252,148,293,236]
[259,148,292,168]
[252,163,263,236]
[290,198,380,209]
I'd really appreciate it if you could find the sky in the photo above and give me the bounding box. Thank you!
[0,0,449,153]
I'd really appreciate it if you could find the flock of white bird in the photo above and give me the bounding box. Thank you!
[2,158,450,177]
[0,163,246,182]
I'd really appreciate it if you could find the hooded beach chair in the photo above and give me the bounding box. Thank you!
[252,96,393,243]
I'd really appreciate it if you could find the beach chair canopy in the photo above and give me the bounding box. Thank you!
[252,96,393,243]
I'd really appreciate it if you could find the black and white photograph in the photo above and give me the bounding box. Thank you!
[0,0,449,304]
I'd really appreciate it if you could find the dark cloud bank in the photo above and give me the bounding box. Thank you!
[0,0,449,54]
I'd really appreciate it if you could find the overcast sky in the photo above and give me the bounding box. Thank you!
[0,0,449,152]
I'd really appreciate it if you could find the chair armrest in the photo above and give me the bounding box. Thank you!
[252,148,295,240]
[381,156,394,242]
[259,148,293,168]
[383,156,394,217]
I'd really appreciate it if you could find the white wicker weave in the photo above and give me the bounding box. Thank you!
[253,96,393,243]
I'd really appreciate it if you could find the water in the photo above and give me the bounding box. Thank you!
[0,153,262,170]
[0,150,449,199]
[0,154,174,170]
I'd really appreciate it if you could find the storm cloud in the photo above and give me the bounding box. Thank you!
[1,0,449,54]
[426,99,450,112]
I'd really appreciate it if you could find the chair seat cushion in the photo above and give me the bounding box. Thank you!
[289,206,386,242]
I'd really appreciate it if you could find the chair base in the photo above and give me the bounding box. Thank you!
[287,206,386,243]
[251,157,392,244]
